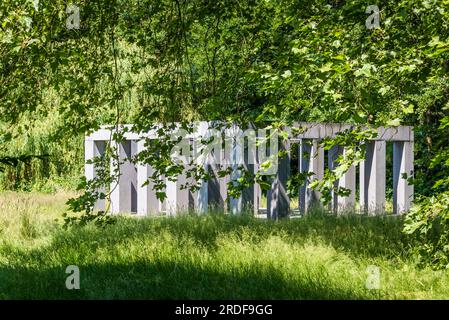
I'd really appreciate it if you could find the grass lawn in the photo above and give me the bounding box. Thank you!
[0,191,448,299]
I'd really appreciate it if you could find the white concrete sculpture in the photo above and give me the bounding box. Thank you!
[85,122,414,218]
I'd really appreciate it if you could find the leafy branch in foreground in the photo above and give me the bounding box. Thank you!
[1,0,449,267]
[0,155,49,172]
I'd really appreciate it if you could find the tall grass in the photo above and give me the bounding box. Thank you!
[0,192,448,299]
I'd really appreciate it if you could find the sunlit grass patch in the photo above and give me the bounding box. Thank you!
[0,192,447,299]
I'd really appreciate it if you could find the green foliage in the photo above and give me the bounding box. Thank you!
[404,114,449,269]
[1,0,449,265]
[404,192,449,269]
[309,127,377,204]
[0,114,84,192]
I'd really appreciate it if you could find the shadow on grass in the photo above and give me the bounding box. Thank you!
[0,213,412,299]
[0,259,371,299]
[49,212,413,261]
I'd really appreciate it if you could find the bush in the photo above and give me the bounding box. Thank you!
[404,192,449,269]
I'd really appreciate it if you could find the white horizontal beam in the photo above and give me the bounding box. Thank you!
[289,122,413,142]
[86,122,413,143]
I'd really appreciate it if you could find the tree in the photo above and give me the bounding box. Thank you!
[1,0,449,266]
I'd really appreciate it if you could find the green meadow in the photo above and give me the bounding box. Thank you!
[0,192,447,300]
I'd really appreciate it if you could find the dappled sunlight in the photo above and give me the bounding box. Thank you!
[0,192,448,299]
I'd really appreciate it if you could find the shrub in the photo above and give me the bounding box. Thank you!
[404,192,449,269]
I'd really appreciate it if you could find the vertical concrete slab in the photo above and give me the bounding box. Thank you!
[166,171,190,216]
[299,139,324,214]
[85,139,106,211]
[164,127,195,216]
[207,167,222,208]
[338,168,356,212]
[228,125,256,214]
[393,141,414,214]
[257,127,279,218]
[196,160,209,214]
[193,124,211,214]
[253,143,262,216]
[267,139,290,220]
[165,178,177,216]
[327,145,340,213]
[207,148,227,212]
[257,128,278,176]
[110,140,138,214]
[309,139,325,209]
[299,140,311,214]
[194,123,225,212]
[337,148,356,213]
[360,141,386,214]
[159,175,166,213]
[136,140,160,216]
[229,127,244,214]
[219,138,230,212]
[242,161,255,213]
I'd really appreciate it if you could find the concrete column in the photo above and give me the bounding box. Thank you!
[193,124,212,214]
[207,166,222,209]
[338,169,356,212]
[242,161,255,213]
[166,137,199,216]
[393,141,414,214]
[229,129,244,214]
[193,122,225,213]
[207,148,227,212]
[85,139,106,211]
[360,141,386,214]
[196,160,209,214]
[257,127,278,218]
[253,145,262,216]
[227,126,255,214]
[159,176,166,213]
[166,172,190,216]
[299,139,324,214]
[110,140,138,214]
[136,140,160,216]
[219,142,230,212]
[267,139,290,220]
[327,146,356,213]
[327,146,340,213]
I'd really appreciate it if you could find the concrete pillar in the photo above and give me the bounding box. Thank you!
[327,146,339,213]
[196,161,209,214]
[327,145,356,213]
[85,139,106,211]
[393,141,414,214]
[360,141,386,214]
[136,140,160,216]
[242,161,255,213]
[207,166,222,209]
[267,139,290,220]
[257,127,278,218]
[253,146,262,216]
[299,139,324,214]
[192,124,212,214]
[337,149,356,213]
[166,136,200,216]
[192,122,225,213]
[228,126,255,214]
[229,130,244,214]
[207,148,227,212]
[166,172,190,216]
[110,140,138,214]
[219,143,230,212]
